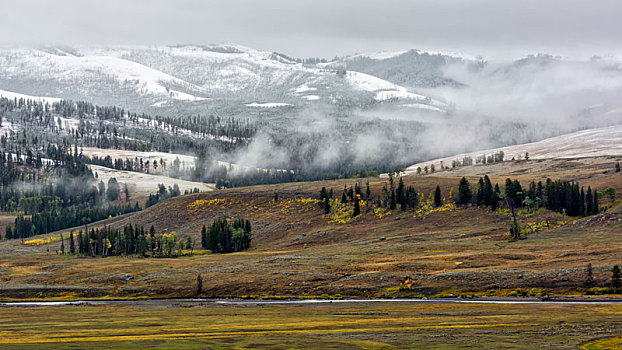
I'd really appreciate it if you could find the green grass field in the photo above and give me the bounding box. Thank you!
[0,301,620,349]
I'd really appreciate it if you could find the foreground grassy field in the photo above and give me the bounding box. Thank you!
[0,156,621,299]
[0,301,620,349]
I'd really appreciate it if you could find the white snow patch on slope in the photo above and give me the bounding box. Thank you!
[403,124,622,174]
[0,89,61,104]
[341,49,479,62]
[349,50,409,60]
[375,90,428,102]
[399,103,446,113]
[346,71,398,91]
[292,84,318,94]
[346,71,447,108]
[302,95,320,101]
[90,165,214,199]
[245,102,292,108]
[168,90,209,101]
[1,49,208,97]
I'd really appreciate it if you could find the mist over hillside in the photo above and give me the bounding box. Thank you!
[1,45,622,175]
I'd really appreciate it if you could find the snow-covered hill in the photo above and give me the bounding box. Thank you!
[403,124,622,175]
[324,49,483,89]
[0,89,61,104]
[2,45,622,132]
[0,45,447,113]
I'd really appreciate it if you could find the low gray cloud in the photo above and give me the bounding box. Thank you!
[1,0,621,58]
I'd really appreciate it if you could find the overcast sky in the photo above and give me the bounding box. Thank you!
[1,0,621,59]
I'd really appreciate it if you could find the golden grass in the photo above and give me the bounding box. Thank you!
[0,302,619,349]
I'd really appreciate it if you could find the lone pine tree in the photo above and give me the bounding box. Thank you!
[434,185,442,207]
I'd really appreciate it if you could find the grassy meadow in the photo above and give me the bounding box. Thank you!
[0,301,621,349]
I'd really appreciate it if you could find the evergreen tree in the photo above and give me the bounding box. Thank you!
[585,263,594,288]
[505,178,513,202]
[586,187,593,215]
[196,274,203,296]
[201,224,207,249]
[106,177,121,201]
[319,187,327,201]
[483,175,493,206]
[476,177,485,206]
[406,186,419,209]
[366,181,371,199]
[491,184,501,211]
[60,233,65,254]
[323,196,331,214]
[593,191,599,215]
[612,265,621,289]
[458,177,472,205]
[390,188,396,210]
[396,178,405,210]
[78,231,84,255]
[434,185,442,207]
[353,195,361,216]
[69,231,75,254]
[510,217,521,240]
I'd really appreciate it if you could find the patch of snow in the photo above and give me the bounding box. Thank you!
[350,50,409,60]
[292,84,317,94]
[346,71,398,91]
[345,71,447,109]
[56,116,80,130]
[168,90,209,101]
[245,102,292,108]
[0,89,62,104]
[399,103,446,113]
[0,49,208,97]
[90,165,214,199]
[402,124,622,175]
[375,90,428,102]
[302,95,320,101]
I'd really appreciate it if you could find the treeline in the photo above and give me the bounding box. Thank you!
[201,218,252,253]
[0,97,258,155]
[145,184,181,208]
[318,174,420,218]
[0,142,145,239]
[1,97,420,188]
[7,203,140,239]
[455,176,603,217]
[64,224,192,258]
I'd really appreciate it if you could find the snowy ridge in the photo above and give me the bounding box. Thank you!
[0,89,62,104]
[245,102,292,108]
[341,49,480,62]
[0,45,449,111]
[0,48,209,100]
[346,71,447,109]
[404,125,622,174]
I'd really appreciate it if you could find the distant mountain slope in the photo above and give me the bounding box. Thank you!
[404,124,622,174]
[0,45,446,113]
[0,88,61,104]
[2,45,622,134]
[324,49,484,88]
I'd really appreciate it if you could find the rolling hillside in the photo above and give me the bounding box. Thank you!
[404,124,622,175]
[0,45,447,113]
[0,142,620,299]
